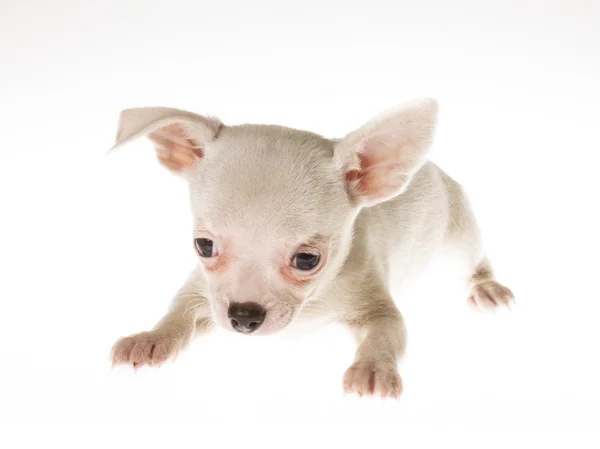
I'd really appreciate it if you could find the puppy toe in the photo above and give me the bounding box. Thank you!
[469,280,515,311]
[343,361,402,399]
[110,330,185,369]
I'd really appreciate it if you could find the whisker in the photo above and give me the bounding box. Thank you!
[175,293,206,300]
[203,320,216,334]
[183,299,207,319]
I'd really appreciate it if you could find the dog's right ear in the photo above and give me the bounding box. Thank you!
[109,107,223,173]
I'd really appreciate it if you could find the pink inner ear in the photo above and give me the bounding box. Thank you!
[346,138,412,201]
[149,123,203,172]
[152,124,199,150]
[352,163,407,200]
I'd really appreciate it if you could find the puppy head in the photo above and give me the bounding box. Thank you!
[111,99,438,335]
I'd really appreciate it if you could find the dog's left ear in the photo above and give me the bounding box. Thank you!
[334,98,439,207]
[110,107,222,174]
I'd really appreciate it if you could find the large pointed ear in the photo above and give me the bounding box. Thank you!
[333,98,439,207]
[109,107,222,173]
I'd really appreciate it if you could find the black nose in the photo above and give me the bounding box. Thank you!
[228,302,266,333]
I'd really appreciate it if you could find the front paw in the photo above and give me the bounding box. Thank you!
[110,329,187,369]
[343,361,403,399]
[468,280,515,310]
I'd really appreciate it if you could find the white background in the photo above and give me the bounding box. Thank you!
[1,0,599,447]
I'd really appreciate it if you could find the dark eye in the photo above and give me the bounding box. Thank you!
[195,238,216,257]
[293,252,321,271]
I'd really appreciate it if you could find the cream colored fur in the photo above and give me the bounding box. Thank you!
[109,98,514,399]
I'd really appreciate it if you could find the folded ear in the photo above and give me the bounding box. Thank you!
[110,107,222,173]
[334,98,439,207]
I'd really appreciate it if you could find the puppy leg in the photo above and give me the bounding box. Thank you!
[341,290,406,399]
[111,270,212,368]
[445,177,514,310]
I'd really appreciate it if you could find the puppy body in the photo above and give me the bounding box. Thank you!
[110,100,513,398]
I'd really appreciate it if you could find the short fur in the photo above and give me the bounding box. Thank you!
[109,98,513,398]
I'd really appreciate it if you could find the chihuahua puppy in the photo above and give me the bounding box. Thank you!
[109,98,513,398]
